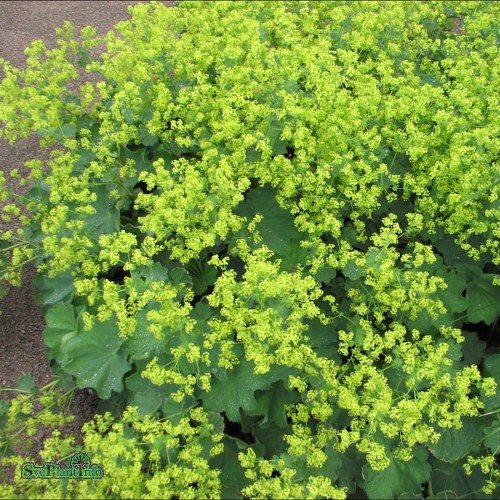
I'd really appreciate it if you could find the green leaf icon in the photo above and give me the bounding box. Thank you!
[70,452,91,468]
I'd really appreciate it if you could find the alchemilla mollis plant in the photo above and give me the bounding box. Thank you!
[1,1,499,498]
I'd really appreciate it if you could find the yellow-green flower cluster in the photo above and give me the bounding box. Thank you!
[1,1,499,498]
[207,247,322,374]
[238,447,347,499]
[71,407,223,499]
[464,454,500,496]
[1,404,224,499]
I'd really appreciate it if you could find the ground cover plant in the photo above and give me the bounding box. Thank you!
[0,0,499,498]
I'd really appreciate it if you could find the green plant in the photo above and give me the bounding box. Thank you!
[1,1,499,498]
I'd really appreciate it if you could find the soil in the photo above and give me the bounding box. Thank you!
[0,0,176,465]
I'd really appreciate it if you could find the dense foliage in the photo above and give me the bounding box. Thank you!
[1,1,499,498]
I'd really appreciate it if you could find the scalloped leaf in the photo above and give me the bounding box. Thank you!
[52,310,132,399]
[362,446,431,500]
[466,274,500,324]
[33,271,74,310]
[461,331,486,366]
[236,186,308,268]
[200,358,290,422]
[427,417,483,462]
[210,436,252,499]
[84,184,120,237]
[481,354,500,412]
[125,369,172,416]
[436,267,467,314]
[482,419,500,455]
[185,259,218,295]
[457,265,500,324]
[430,456,494,500]
[43,303,82,364]
[15,373,36,394]
[245,381,300,428]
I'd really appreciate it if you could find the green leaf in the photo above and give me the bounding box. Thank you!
[47,363,76,393]
[198,412,225,462]
[273,444,343,485]
[73,148,97,175]
[141,262,169,282]
[95,392,128,420]
[75,113,93,133]
[362,446,431,500]
[283,77,299,94]
[430,456,494,500]
[118,144,153,189]
[304,317,337,349]
[315,265,337,284]
[275,452,311,483]
[0,399,9,429]
[33,271,74,310]
[253,423,289,458]
[399,492,424,499]
[457,265,500,324]
[43,303,81,364]
[15,373,36,394]
[169,266,192,288]
[137,125,158,146]
[433,233,477,266]
[481,354,500,412]
[245,147,261,163]
[237,186,306,261]
[210,436,251,499]
[365,248,386,271]
[466,276,500,324]
[262,115,288,155]
[122,311,164,361]
[484,354,500,382]
[190,300,213,321]
[461,331,486,366]
[44,123,77,140]
[343,258,364,280]
[161,394,197,425]
[279,238,310,270]
[185,259,218,295]
[482,419,500,455]
[318,446,343,484]
[61,317,131,399]
[340,225,359,247]
[427,417,483,462]
[382,364,407,395]
[124,370,171,416]
[245,381,300,428]
[84,184,120,236]
[304,317,341,363]
[435,268,467,314]
[430,492,459,499]
[200,357,283,422]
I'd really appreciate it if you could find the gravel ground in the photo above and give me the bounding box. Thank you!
[0,0,175,460]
